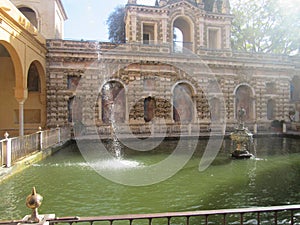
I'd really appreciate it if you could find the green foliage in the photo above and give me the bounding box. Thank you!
[231,0,300,55]
[106,5,126,43]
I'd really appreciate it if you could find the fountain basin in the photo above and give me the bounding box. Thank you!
[0,137,300,223]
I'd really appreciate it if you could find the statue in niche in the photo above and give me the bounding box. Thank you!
[237,107,246,128]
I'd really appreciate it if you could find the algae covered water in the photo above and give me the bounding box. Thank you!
[0,137,300,221]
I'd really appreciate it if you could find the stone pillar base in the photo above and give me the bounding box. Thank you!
[19,214,55,225]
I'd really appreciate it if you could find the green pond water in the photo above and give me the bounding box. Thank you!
[0,136,300,223]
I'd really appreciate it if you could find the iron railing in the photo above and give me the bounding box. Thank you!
[6,204,295,225]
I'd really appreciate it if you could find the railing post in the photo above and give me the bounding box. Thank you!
[3,132,11,168]
[282,121,286,133]
[253,122,257,134]
[37,127,43,150]
[21,187,56,225]
[56,125,61,144]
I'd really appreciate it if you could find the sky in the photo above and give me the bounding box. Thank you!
[61,0,299,42]
[61,0,155,41]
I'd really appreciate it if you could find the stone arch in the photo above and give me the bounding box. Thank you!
[171,15,194,52]
[0,41,25,136]
[100,80,126,124]
[234,84,255,121]
[17,6,39,29]
[172,81,195,123]
[0,41,24,92]
[24,60,46,129]
[267,99,276,120]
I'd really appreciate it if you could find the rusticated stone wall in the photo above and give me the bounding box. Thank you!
[46,40,298,135]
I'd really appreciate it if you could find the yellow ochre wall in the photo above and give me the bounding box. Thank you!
[0,0,47,137]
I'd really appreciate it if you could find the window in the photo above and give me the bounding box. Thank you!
[266,82,276,94]
[143,33,150,44]
[208,28,220,49]
[18,7,38,28]
[142,23,155,44]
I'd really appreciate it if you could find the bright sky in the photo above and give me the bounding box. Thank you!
[61,0,155,41]
[61,0,299,42]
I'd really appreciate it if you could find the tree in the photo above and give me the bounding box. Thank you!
[106,5,126,43]
[231,0,300,55]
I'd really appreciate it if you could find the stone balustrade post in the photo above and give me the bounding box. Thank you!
[253,123,257,134]
[188,123,192,136]
[37,127,43,150]
[282,121,286,133]
[3,132,12,168]
[56,125,61,143]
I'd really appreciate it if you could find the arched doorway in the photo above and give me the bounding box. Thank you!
[0,43,17,135]
[173,83,194,123]
[0,38,28,136]
[101,81,126,124]
[235,85,255,121]
[173,17,193,52]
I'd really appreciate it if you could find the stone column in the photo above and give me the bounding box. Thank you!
[18,101,25,136]
[15,87,28,137]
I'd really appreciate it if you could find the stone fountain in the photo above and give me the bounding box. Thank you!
[230,108,254,159]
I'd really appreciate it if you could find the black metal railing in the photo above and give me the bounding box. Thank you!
[1,205,299,224]
[49,205,300,225]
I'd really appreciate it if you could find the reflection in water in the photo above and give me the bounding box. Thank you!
[0,137,299,223]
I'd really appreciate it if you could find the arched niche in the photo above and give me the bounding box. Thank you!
[172,16,193,52]
[235,84,255,121]
[27,63,40,92]
[24,60,46,129]
[144,96,156,122]
[101,81,126,124]
[172,82,195,123]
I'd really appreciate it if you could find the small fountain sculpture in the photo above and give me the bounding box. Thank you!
[230,108,254,159]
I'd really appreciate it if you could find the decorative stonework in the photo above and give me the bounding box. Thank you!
[45,0,298,134]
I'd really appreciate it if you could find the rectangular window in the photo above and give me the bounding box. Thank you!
[208,28,221,49]
[142,23,156,44]
[143,33,150,44]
